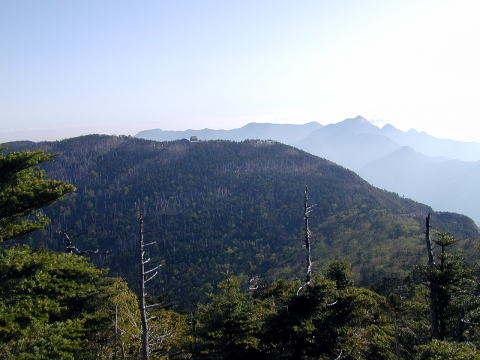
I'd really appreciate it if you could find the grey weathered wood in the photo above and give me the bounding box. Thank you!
[425,213,439,340]
[138,213,150,360]
[137,212,163,359]
[297,186,313,295]
[425,214,435,267]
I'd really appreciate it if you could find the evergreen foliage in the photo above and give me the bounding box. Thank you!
[260,263,396,360]
[0,246,120,359]
[415,340,480,360]
[4,135,478,309]
[195,272,270,359]
[0,148,75,242]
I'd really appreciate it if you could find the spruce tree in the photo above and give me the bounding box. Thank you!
[0,148,75,242]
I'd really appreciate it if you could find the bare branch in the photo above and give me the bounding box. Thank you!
[146,303,163,309]
[145,272,158,283]
[61,231,110,255]
[145,265,161,275]
[137,212,162,359]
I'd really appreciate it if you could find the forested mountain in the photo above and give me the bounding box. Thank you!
[137,116,480,223]
[136,121,323,144]
[3,135,478,309]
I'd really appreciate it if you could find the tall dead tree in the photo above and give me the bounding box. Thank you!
[297,186,313,295]
[425,214,435,268]
[138,213,161,360]
[424,213,439,339]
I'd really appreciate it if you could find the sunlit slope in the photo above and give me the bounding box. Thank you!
[4,135,478,309]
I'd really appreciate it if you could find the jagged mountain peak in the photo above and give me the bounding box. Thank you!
[381,123,399,131]
[323,115,380,135]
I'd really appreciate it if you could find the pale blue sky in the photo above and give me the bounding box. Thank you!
[1,0,480,142]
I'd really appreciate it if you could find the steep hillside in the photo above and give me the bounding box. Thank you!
[3,136,478,309]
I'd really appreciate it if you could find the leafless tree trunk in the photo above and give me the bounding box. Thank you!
[297,186,313,295]
[139,214,149,360]
[114,305,119,360]
[425,213,439,340]
[425,214,435,268]
[138,213,161,360]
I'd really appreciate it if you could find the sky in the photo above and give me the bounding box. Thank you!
[1,0,480,142]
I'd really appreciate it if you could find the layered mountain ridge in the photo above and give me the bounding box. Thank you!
[137,116,480,223]
[3,135,478,309]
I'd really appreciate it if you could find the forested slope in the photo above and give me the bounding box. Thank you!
[4,135,478,309]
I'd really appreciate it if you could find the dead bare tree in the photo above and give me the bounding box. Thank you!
[297,186,313,295]
[424,213,439,340]
[138,213,161,360]
[425,214,435,268]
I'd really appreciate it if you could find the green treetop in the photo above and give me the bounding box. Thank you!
[0,148,75,242]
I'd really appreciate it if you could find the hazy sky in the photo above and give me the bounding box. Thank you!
[2,0,480,142]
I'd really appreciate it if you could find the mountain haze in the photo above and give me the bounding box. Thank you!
[359,146,480,223]
[136,121,323,145]
[137,116,480,223]
[3,135,478,309]
[294,116,399,169]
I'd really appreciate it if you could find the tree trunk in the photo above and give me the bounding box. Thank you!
[425,214,439,340]
[297,186,313,295]
[139,214,149,360]
[304,186,312,288]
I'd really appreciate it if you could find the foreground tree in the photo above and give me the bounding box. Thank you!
[0,148,75,242]
[195,272,271,360]
[389,225,480,358]
[0,246,125,359]
[420,231,477,341]
[101,280,190,360]
[415,340,480,360]
[262,262,396,360]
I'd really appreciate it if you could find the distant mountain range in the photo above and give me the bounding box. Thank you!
[3,135,478,309]
[137,116,480,223]
[136,121,323,145]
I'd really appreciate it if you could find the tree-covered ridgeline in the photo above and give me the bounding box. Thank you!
[1,144,480,358]
[3,135,478,309]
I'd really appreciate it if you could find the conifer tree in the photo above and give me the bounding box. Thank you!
[195,272,270,360]
[0,148,75,242]
[420,232,475,341]
[0,246,125,360]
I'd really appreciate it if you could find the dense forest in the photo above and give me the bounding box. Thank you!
[2,138,480,358]
[3,135,478,310]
